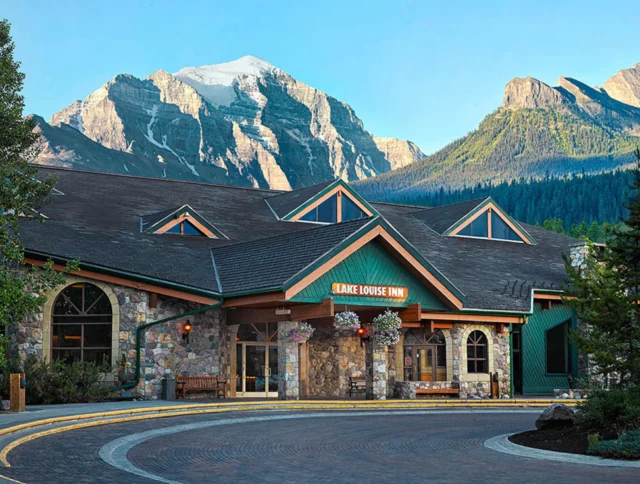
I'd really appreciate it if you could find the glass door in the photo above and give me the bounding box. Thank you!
[236,343,278,397]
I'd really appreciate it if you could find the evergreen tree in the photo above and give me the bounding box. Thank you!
[0,20,75,370]
[564,149,640,388]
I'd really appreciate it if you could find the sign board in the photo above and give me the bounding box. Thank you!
[331,283,408,299]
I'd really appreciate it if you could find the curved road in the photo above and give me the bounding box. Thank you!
[2,410,637,483]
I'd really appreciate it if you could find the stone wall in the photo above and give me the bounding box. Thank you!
[307,328,365,397]
[11,275,228,400]
[277,321,300,400]
[112,288,227,400]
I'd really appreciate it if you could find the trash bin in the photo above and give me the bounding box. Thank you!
[162,377,176,400]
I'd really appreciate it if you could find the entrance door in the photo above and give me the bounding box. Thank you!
[236,343,278,397]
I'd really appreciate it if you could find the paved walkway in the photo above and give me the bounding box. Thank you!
[0,410,636,483]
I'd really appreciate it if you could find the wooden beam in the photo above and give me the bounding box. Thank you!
[434,322,454,329]
[401,322,422,328]
[148,292,158,309]
[420,311,524,324]
[227,299,335,325]
[25,257,220,305]
[399,303,421,323]
[540,300,552,311]
[222,292,285,308]
[534,293,565,301]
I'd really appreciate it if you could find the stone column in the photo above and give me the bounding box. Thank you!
[277,321,300,400]
[365,339,388,400]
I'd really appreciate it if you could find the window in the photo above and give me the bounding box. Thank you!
[52,283,112,365]
[342,196,367,221]
[467,330,488,373]
[458,213,489,237]
[546,321,570,374]
[403,329,446,381]
[300,194,338,223]
[454,208,525,243]
[165,220,205,236]
[491,211,520,241]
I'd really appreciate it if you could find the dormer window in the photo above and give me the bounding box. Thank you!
[265,179,378,225]
[452,207,530,243]
[165,217,206,236]
[300,194,337,223]
[141,205,227,239]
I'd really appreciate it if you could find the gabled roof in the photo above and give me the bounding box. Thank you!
[411,197,536,244]
[265,179,336,219]
[265,178,378,220]
[211,218,371,294]
[141,204,228,239]
[411,198,487,234]
[22,167,577,312]
[442,198,536,244]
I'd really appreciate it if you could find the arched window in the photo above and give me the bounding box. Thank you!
[52,283,112,365]
[466,330,488,373]
[403,329,447,381]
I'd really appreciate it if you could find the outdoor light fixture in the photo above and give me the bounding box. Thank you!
[182,319,192,344]
[358,326,370,347]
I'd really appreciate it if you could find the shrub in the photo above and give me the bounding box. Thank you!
[588,430,640,459]
[19,355,110,404]
[576,388,640,437]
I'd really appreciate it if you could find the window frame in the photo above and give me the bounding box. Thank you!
[403,329,447,382]
[466,330,488,374]
[51,283,113,365]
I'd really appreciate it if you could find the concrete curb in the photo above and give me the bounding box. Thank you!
[484,433,640,468]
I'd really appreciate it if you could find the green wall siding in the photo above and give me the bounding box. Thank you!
[521,303,578,395]
[289,241,446,309]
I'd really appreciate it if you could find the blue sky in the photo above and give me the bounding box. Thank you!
[4,0,640,155]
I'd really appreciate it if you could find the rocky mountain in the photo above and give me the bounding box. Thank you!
[34,56,424,190]
[358,63,640,198]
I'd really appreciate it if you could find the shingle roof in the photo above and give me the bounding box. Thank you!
[141,206,183,231]
[212,218,371,294]
[411,198,487,234]
[21,167,578,311]
[264,179,337,218]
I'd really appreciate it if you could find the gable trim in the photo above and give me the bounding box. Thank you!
[444,198,536,244]
[283,221,464,309]
[144,204,227,239]
[283,179,378,221]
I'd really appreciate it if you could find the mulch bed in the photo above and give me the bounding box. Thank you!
[509,425,597,455]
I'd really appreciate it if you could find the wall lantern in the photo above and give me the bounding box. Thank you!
[358,326,370,347]
[182,319,193,344]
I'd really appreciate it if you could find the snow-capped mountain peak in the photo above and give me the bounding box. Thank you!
[173,56,278,107]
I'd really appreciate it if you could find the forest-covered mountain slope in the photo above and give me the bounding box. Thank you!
[357,63,640,197]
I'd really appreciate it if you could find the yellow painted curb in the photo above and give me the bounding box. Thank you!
[0,399,582,467]
[0,399,577,438]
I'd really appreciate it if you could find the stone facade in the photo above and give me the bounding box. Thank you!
[365,340,388,400]
[11,276,229,400]
[307,328,365,397]
[277,321,300,400]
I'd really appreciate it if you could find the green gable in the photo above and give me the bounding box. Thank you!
[288,240,446,309]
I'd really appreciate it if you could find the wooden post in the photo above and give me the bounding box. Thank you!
[10,373,25,412]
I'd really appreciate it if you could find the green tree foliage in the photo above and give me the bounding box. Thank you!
[0,20,75,371]
[358,106,639,195]
[563,149,640,388]
[360,165,634,239]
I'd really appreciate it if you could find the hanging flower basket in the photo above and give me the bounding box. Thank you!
[372,309,402,346]
[287,322,316,343]
[333,310,361,330]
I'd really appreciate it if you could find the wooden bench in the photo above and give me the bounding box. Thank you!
[349,376,366,397]
[415,387,460,398]
[176,376,226,399]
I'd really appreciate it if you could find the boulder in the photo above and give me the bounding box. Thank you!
[535,403,575,430]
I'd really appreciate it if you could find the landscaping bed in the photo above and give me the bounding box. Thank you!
[509,426,615,455]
